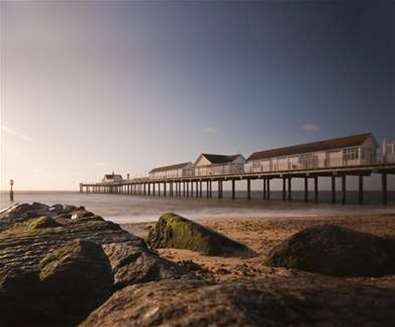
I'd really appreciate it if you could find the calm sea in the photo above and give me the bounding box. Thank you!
[0,191,394,224]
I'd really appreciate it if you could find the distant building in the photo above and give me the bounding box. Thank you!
[245,133,377,173]
[148,162,193,179]
[102,172,123,183]
[194,153,245,176]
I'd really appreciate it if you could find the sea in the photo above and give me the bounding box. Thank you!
[1,190,394,224]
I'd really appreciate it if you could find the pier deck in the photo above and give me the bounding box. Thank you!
[80,163,395,205]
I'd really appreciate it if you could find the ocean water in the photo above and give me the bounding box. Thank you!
[1,190,394,224]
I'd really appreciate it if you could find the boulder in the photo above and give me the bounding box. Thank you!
[265,224,395,277]
[80,273,395,327]
[0,203,185,326]
[148,213,254,257]
[39,240,114,325]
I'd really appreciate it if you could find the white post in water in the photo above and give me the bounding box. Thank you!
[10,179,14,202]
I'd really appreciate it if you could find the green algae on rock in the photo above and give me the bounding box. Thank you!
[148,213,254,257]
[29,216,62,230]
[265,224,395,277]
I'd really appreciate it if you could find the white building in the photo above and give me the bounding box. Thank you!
[194,153,245,176]
[148,162,193,179]
[245,133,378,173]
[102,173,123,183]
[381,139,395,163]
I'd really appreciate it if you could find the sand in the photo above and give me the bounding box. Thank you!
[125,213,395,283]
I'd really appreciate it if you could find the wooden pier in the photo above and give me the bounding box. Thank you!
[80,163,395,205]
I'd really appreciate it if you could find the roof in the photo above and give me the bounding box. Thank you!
[104,174,122,179]
[198,153,243,164]
[149,162,191,174]
[247,133,374,161]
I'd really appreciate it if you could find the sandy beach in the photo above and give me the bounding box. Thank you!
[125,213,395,284]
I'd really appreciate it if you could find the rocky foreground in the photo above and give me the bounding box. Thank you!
[1,203,395,326]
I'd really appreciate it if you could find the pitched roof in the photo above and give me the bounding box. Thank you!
[199,153,243,164]
[247,133,373,161]
[104,174,122,179]
[149,162,191,174]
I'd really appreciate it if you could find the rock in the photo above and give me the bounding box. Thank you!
[102,242,185,290]
[0,203,185,326]
[81,273,395,327]
[265,224,395,277]
[148,213,254,257]
[39,240,113,325]
[29,216,62,229]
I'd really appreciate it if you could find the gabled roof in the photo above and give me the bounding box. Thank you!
[104,174,122,179]
[196,153,243,165]
[247,133,374,161]
[149,162,191,174]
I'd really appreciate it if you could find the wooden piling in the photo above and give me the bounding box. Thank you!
[247,179,251,200]
[358,175,364,204]
[382,173,388,206]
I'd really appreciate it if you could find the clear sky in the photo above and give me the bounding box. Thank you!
[0,0,394,190]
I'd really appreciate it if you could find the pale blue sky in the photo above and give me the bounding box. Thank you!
[0,1,394,190]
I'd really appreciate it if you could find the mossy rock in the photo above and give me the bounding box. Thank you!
[265,224,395,277]
[28,216,62,230]
[148,213,254,257]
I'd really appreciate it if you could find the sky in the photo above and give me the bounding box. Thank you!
[0,0,394,191]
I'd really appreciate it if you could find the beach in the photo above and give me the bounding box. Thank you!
[126,213,395,283]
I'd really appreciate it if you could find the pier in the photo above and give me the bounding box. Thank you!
[80,163,395,205]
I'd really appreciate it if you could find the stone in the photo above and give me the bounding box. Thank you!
[265,224,395,277]
[81,273,395,327]
[148,213,254,257]
[0,203,185,326]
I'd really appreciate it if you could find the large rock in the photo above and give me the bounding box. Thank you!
[80,273,395,327]
[0,203,184,326]
[148,213,254,256]
[265,224,395,277]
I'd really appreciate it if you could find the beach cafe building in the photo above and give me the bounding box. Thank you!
[244,133,378,173]
[102,173,123,183]
[194,153,245,176]
[148,162,193,179]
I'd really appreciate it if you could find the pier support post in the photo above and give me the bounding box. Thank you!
[282,177,286,201]
[191,181,194,198]
[247,179,251,200]
[304,176,308,202]
[164,182,167,197]
[331,176,336,203]
[232,179,236,199]
[342,175,346,205]
[263,178,266,200]
[218,180,223,199]
[288,177,292,201]
[206,181,209,198]
[382,173,388,206]
[358,175,364,204]
[267,179,271,200]
[314,176,318,202]
[186,181,189,198]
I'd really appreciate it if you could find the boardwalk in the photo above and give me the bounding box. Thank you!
[80,162,395,205]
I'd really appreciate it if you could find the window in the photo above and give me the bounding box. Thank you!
[343,147,359,161]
